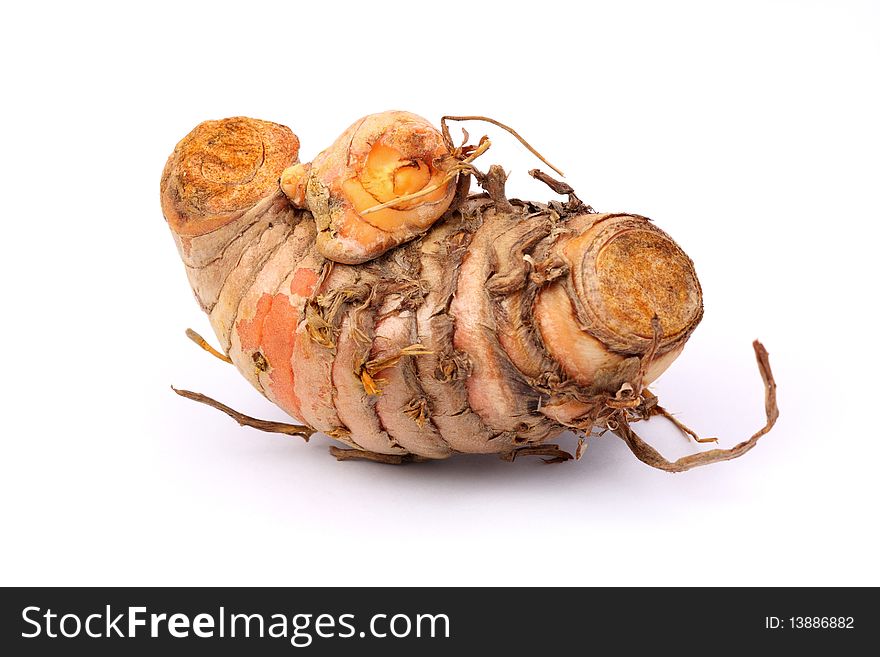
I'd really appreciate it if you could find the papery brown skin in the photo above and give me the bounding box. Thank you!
[160,116,714,461]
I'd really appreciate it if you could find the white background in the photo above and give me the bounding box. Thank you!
[1,0,878,586]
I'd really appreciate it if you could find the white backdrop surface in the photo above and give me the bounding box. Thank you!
[1,0,877,586]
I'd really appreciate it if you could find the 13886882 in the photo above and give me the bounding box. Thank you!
[791,617,853,629]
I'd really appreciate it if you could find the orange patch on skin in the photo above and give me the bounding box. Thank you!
[236,292,304,421]
[237,293,273,351]
[289,268,318,298]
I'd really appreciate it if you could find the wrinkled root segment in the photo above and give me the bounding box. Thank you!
[499,444,573,464]
[328,446,429,464]
[614,340,778,472]
[171,387,314,440]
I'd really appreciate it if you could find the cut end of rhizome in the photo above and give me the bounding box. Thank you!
[160,117,300,237]
[535,214,703,388]
[577,216,702,353]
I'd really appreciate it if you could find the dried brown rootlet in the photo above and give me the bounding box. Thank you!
[161,114,777,470]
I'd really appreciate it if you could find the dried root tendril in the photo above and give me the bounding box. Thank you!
[635,317,662,398]
[171,387,314,440]
[185,328,232,364]
[329,446,428,464]
[613,340,778,472]
[441,115,564,177]
[528,169,593,214]
[651,405,718,444]
[500,443,574,464]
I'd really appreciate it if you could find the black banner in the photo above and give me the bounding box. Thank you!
[1,587,874,654]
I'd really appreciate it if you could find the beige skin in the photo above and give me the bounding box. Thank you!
[161,116,704,459]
